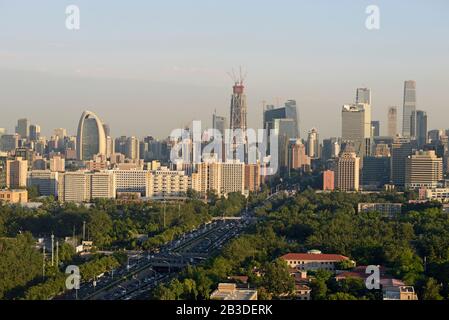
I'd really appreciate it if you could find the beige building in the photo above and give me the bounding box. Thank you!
[0,189,28,204]
[405,150,442,189]
[335,152,360,191]
[27,170,59,197]
[220,161,245,196]
[424,188,449,202]
[192,161,222,195]
[281,251,351,272]
[342,103,372,158]
[383,286,418,300]
[125,136,140,161]
[387,107,398,138]
[210,283,257,300]
[114,169,150,196]
[288,139,311,171]
[244,163,261,193]
[192,160,246,197]
[58,171,116,202]
[49,154,65,172]
[6,157,28,189]
[147,167,190,198]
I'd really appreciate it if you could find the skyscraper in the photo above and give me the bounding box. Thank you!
[125,136,140,161]
[335,152,360,191]
[212,113,226,138]
[402,80,417,138]
[362,156,391,188]
[6,157,28,189]
[263,100,299,138]
[405,150,442,189]
[416,110,428,148]
[229,77,248,161]
[54,128,67,140]
[306,128,320,158]
[29,124,41,141]
[229,79,247,133]
[371,121,380,137]
[387,107,398,138]
[341,103,372,158]
[16,118,30,139]
[356,88,371,105]
[288,139,310,171]
[391,138,413,187]
[76,111,107,161]
[322,138,341,162]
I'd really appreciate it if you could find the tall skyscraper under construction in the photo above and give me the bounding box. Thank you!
[229,71,248,162]
[229,78,247,133]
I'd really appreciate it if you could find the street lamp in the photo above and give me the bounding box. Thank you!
[162,260,171,273]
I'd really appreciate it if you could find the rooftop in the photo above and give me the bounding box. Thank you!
[281,253,349,262]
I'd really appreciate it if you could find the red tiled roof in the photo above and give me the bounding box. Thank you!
[281,253,349,261]
[335,271,365,280]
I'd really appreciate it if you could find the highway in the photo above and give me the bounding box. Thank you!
[59,190,289,301]
[61,217,250,300]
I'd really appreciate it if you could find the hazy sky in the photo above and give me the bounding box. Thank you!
[1,0,448,139]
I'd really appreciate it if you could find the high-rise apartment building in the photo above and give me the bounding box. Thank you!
[387,107,398,138]
[192,160,245,197]
[244,163,261,192]
[405,150,442,189]
[192,160,222,196]
[335,152,360,191]
[220,161,245,196]
[6,157,28,189]
[402,81,417,138]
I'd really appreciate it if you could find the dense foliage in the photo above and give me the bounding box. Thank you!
[153,190,449,300]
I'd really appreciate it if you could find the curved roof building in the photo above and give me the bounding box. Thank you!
[76,111,107,161]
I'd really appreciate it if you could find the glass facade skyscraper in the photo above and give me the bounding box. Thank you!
[402,80,417,138]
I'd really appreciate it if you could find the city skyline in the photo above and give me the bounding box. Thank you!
[0,79,445,141]
[1,1,448,138]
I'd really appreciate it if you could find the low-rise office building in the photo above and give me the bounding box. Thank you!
[357,203,402,216]
[210,283,258,300]
[281,250,351,272]
[0,189,28,204]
